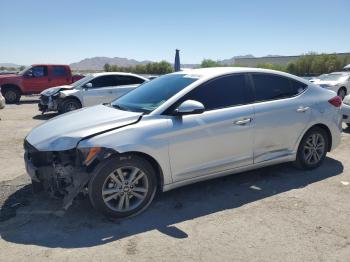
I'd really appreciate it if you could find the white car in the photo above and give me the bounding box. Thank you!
[314,72,350,99]
[0,87,5,109]
[24,67,342,218]
[39,72,148,114]
[341,95,350,127]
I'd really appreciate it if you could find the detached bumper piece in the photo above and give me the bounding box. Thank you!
[23,140,91,210]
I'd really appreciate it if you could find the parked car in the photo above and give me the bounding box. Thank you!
[24,67,342,218]
[314,72,350,99]
[39,72,149,114]
[341,95,350,127]
[0,87,5,109]
[0,64,84,103]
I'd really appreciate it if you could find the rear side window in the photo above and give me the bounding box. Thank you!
[290,79,308,94]
[115,76,145,85]
[252,74,300,101]
[178,74,252,111]
[52,66,68,77]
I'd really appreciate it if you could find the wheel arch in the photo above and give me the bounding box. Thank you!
[302,123,332,152]
[1,83,22,94]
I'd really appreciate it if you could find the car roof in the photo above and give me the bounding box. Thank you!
[91,72,148,79]
[174,67,309,83]
[329,71,350,75]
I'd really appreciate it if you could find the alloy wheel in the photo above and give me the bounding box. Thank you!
[102,166,149,212]
[303,133,326,165]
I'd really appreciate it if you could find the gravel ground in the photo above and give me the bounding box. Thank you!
[0,96,350,262]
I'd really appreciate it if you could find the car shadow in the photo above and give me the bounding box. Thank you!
[32,113,59,120]
[16,99,39,105]
[0,157,343,248]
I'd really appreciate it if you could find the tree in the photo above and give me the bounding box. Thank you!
[201,59,221,68]
[104,63,111,72]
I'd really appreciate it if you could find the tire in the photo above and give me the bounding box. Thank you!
[346,123,350,128]
[2,87,21,104]
[294,127,329,170]
[31,179,44,193]
[60,98,81,114]
[338,87,347,100]
[88,154,157,218]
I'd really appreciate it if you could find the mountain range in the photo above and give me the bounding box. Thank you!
[1,54,281,70]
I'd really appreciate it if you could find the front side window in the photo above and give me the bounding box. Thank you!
[112,74,199,113]
[173,74,252,111]
[252,74,299,101]
[52,66,67,77]
[31,66,48,77]
[89,75,118,88]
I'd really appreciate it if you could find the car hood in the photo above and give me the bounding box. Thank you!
[26,105,143,151]
[0,74,20,82]
[41,85,74,96]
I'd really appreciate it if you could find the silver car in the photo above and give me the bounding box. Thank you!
[0,87,5,109]
[39,72,148,114]
[313,72,350,99]
[24,68,342,218]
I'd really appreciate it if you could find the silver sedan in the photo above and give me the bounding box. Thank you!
[24,67,342,218]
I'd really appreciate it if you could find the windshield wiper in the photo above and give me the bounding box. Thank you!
[112,104,129,111]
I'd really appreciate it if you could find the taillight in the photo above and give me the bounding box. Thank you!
[328,96,342,108]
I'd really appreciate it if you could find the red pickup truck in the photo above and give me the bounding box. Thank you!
[0,64,83,103]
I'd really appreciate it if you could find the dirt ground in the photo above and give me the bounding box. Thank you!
[0,96,350,262]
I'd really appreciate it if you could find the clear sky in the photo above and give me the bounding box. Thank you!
[1,0,349,65]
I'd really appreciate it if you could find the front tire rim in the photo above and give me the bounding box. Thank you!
[65,102,78,112]
[303,133,325,165]
[102,166,149,212]
[4,90,16,102]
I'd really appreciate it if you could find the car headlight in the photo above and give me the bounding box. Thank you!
[78,147,102,165]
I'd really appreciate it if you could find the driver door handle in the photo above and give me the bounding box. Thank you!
[234,118,252,125]
[297,106,310,113]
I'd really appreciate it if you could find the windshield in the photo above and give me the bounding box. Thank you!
[112,74,199,113]
[17,66,32,75]
[322,74,348,81]
[72,74,94,88]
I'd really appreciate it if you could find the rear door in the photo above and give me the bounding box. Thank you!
[112,76,146,98]
[250,73,311,163]
[168,73,255,182]
[50,66,70,87]
[22,66,49,93]
[82,75,121,106]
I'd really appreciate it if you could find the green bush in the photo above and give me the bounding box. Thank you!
[104,61,173,75]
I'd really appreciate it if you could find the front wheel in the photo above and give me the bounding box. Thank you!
[294,127,329,170]
[60,98,81,114]
[88,155,157,218]
[2,87,21,104]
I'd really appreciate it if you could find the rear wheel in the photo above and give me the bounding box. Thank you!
[60,98,81,114]
[338,87,347,100]
[2,87,21,104]
[88,155,157,218]
[294,127,329,170]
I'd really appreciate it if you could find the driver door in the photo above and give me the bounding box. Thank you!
[167,73,255,182]
[22,66,49,93]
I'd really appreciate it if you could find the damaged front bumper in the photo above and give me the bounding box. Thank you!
[38,95,60,113]
[24,140,94,210]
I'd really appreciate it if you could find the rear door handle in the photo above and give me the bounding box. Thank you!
[297,106,310,113]
[234,118,252,125]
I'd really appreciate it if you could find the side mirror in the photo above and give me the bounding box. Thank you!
[24,71,33,78]
[174,100,205,116]
[85,82,93,89]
